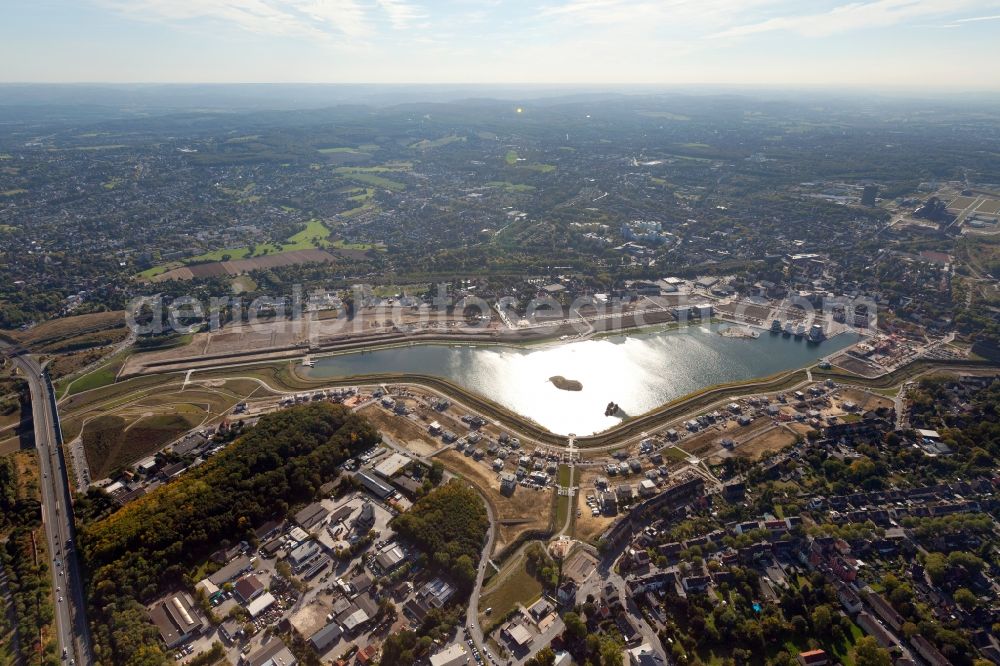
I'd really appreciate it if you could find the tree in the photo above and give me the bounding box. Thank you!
[854,636,892,666]
[378,597,397,622]
[953,588,977,610]
[526,647,556,666]
[79,403,381,665]
[598,635,624,666]
[811,605,833,636]
[390,481,488,589]
[564,611,587,641]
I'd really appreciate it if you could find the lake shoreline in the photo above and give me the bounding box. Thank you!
[306,324,863,435]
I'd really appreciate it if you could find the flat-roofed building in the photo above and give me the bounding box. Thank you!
[374,452,411,478]
[503,622,532,648]
[287,526,310,546]
[430,644,470,666]
[528,598,553,621]
[289,541,320,571]
[246,592,276,619]
[500,472,517,495]
[420,578,456,608]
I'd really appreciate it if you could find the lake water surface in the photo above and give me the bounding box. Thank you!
[308,324,860,435]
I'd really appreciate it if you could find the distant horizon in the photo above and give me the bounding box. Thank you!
[2,81,999,91]
[4,0,1000,90]
[3,81,1000,104]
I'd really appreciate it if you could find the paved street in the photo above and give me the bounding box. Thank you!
[3,342,93,664]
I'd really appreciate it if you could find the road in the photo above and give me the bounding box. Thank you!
[2,342,93,665]
[464,492,498,665]
[368,423,499,663]
[601,553,667,661]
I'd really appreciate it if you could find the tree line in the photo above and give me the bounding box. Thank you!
[77,402,381,666]
[389,480,488,592]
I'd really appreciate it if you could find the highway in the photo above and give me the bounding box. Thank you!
[2,341,92,665]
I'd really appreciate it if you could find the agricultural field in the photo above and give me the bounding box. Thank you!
[150,248,338,282]
[317,146,366,154]
[487,181,535,192]
[6,310,126,349]
[141,219,336,281]
[334,166,406,191]
[231,275,257,293]
[331,239,382,250]
[409,135,465,150]
[501,150,556,172]
[182,218,333,260]
[344,186,375,203]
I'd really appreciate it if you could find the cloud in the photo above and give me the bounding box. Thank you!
[711,0,998,39]
[955,13,1000,21]
[93,0,379,40]
[375,0,423,29]
[539,0,780,25]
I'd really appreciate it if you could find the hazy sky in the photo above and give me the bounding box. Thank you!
[3,0,1000,88]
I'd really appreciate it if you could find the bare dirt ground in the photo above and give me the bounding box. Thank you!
[830,354,882,378]
[678,420,746,457]
[837,388,893,413]
[786,422,815,437]
[152,249,339,282]
[573,466,618,543]
[357,404,441,457]
[0,436,21,456]
[434,449,552,554]
[573,506,615,544]
[729,425,798,461]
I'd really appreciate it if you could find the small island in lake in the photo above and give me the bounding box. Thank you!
[549,375,583,391]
